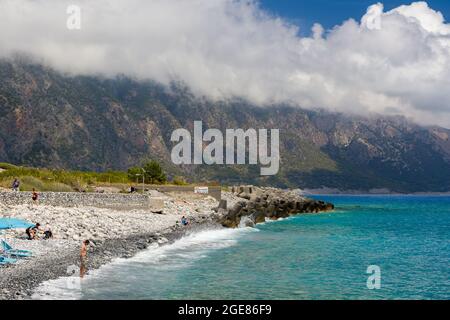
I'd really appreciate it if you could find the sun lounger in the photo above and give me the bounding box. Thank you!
[0,255,17,265]
[1,240,32,258]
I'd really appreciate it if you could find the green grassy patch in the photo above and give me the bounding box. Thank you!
[0,163,130,192]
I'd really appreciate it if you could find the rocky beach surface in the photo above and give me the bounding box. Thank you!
[0,187,333,300]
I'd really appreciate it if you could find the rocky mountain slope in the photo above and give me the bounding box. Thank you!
[1,60,449,192]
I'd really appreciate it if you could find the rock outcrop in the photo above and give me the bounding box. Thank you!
[219,186,334,228]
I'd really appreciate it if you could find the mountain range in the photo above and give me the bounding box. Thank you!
[1,60,450,192]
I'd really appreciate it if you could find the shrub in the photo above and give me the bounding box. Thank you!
[43,182,74,192]
[172,176,188,186]
[143,160,167,184]
[20,176,46,191]
[127,167,143,182]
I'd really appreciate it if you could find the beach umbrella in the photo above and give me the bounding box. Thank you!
[0,218,34,230]
[0,218,34,241]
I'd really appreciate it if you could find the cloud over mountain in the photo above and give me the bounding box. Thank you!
[1,0,449,127]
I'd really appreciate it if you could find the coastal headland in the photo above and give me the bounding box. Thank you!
[0,187,333,300]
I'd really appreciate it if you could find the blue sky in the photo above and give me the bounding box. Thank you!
[260,0,450,35]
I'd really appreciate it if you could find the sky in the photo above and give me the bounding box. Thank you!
[260,0,450,34]
[1,0,450,128]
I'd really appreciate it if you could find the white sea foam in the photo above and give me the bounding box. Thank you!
[263,216,290,224]
[32,227,257,300]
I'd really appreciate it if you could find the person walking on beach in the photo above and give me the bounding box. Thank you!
[11,178,20,192]
[32,188,39,204]
[80,240,90,278]
[181,216,189,226]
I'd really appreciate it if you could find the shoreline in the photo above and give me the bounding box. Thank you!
[0,187,334,300]
[0,213,221,300]
[0,190,222,300]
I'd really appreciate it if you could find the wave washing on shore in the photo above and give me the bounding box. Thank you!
[32,227,258,300]
[33,195,450,300]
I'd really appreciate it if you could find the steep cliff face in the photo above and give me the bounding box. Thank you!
[1,60,449,192]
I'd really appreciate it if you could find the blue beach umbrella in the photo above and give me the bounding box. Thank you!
[0,218,34,230]
[0,218,34,260]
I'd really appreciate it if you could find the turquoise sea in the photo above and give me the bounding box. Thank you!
[34,195,450,300]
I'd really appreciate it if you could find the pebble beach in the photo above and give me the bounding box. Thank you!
[0,191,223,300]
[0,187,331,300]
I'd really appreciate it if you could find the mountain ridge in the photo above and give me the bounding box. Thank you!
[0,60,449,192]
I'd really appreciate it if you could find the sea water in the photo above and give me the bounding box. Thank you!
[33,195,450,300]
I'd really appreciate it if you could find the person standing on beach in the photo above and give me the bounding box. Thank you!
[11,178,20,191]
[80,240,90,278]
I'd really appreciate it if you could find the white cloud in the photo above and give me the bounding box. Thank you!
[1,0,450,127]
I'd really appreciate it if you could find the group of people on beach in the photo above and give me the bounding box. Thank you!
[6,179,187,280]
[24,222,90,279]
[6,180,92,279]
[25,223,53,240]
[10,178,40,204]
[24,222,90,278]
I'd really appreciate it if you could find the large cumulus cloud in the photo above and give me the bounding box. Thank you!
[0,0,449,127]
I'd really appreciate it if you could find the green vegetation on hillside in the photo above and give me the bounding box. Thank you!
[0,161,174,192]
[127,160,167,185]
